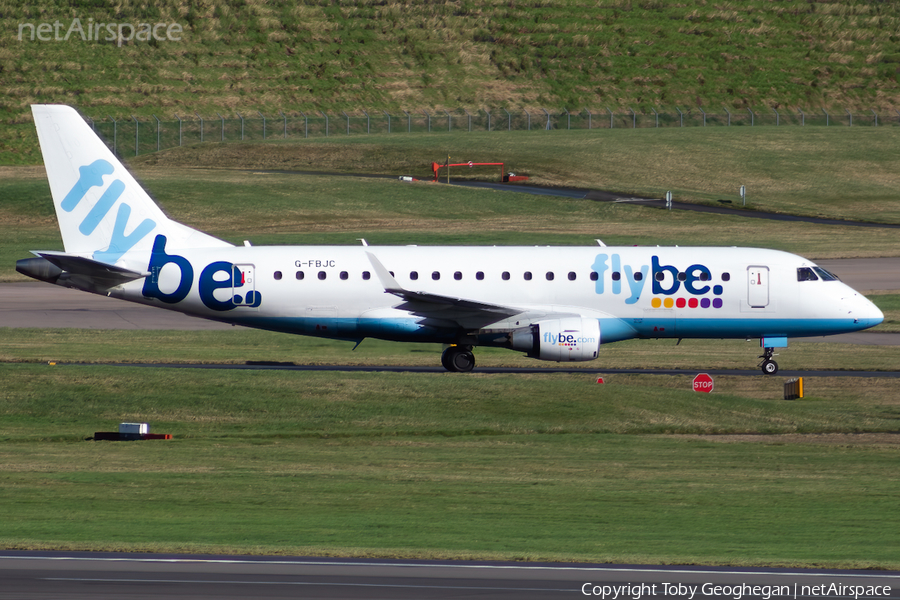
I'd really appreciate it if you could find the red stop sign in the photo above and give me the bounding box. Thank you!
[693,373,714,393]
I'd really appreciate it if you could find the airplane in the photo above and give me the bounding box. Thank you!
[16,104,884,374]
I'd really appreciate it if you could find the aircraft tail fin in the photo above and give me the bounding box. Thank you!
[30,104,231,267]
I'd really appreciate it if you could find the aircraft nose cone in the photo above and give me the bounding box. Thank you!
[849,294,883,329]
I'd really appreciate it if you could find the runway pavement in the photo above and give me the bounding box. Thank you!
[1,552,897,600]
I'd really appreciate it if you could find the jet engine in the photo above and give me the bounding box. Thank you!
[509,317,601,362]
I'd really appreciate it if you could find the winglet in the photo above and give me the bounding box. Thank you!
[365,252,405,295]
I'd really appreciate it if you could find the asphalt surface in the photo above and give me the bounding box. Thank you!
[1,552,897,600]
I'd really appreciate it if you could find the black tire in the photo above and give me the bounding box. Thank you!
[452,350,475,373]
[762,360,778,375]
[442,347,475,372]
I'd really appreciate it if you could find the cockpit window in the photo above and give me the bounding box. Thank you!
[812,266,840,281]
[797,267,818,282]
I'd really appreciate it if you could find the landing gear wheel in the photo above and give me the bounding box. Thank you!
[441,346,475,373]
[758,346,779,375]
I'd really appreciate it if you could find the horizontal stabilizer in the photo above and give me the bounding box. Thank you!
[17,251,147,292]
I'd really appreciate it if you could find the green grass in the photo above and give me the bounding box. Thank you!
[132,126,900,223]
[2,328,899,373]
[3,1,900,161]
[1,363,899,566]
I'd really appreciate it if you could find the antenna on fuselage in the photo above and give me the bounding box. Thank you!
[595,239,606,247]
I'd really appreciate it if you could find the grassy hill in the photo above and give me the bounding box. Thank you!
[3,0,900,163]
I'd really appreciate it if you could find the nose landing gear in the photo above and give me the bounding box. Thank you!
[441,345,475,372]
[758,347,778,375]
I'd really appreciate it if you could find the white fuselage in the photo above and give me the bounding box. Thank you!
[110,243,883,348]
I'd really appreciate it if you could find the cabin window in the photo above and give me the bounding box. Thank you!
[612,272,621,281]
[568,272,576,281]
[340,271,349,280]
[502,271,511,281]
[677,272,686,281]
[813,267,839,281]
[296,271,305,280]
[476,271,485,280]
[655,272,665,281]
[546,272,554,281]
[797,267,818,282]
[699,272,709,281]
[274,271,283,280]
[318,271,326,280]
[432,271,441,280]
[454,271,463,280]
[722,273,731,281]
[524,271,532,281]
[362,271,371,280]
[590,272,599,281]
[634,272,643,281]
[410,271,419,281]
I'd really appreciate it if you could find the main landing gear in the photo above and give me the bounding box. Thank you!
[758,347,778,375]
[441,345,475,372]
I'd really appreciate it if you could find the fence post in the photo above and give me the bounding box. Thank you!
[822,108,829,126]
[280,111,287,138]
[485,109,491,132]
[871,109,878,127]
[384,110,391,133]
[463,108,471,132]
[258,111,266,139]
[444,110,451,131]
[651,107,659,128]
[584,108,591,130]
[298,111,307,138]
[699,107,706,127]
[153,115,160,151]
[132,115,138,156]
[563,108,570,130]
[773,108,779,126]
[723,107,731,126]
[607,107,614,128]
[676,107,683,127]
[542,108,551,130]
[629,107,636,128]
[362,109,370,134]
[108,116,117,155]
[174,114,182,146]
[748,108,755,126]
[422,109,430,132]
[403,110,411,133]
[342,111,350,135]
[503,109,511,131]
[320,111,329,137]
[798,108,805,126]
[236,112,244,140]
[195,111,204,142]
[216,112,225,141]
[846,108,852,127]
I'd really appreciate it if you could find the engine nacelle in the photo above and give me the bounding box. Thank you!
[509,317,601,362]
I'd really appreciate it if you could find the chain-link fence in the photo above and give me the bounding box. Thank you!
[87,108,899,158]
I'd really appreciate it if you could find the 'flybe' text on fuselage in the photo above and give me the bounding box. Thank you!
[591,254,724,306]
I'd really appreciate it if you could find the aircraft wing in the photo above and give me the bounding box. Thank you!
[365,252,523,326]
